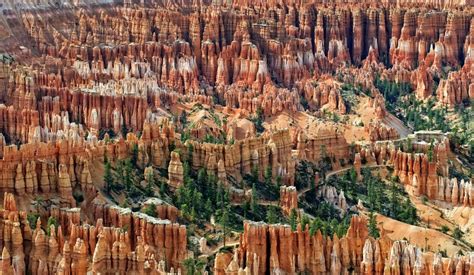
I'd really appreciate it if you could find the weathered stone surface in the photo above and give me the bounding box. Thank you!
[279,186,298,216]
[168,151,184,189]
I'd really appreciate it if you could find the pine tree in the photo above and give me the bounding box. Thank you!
[266,206,278,224]
[46,217,58,236]
[113,160,127,190]
[367,178,376,211]
[319,145,330,181]
[251,183,258,214]
[121,123,128,138]
[103,158,114,193]
[124,158,134,191]
[349,168,357,184]
[289,208,298,231]
[219,206,230,247]
[143,203,157,217]
[160,181,167,197]
[204,198,213,220]
[368,211,380,238]
[131,143,139,167]
[428,141,434,162]
[264,166,272,186]
[197,168,207,186]
[145,171,155,196]
[182,257,206,275]
[309,218,323,236]
[300,214,309,230]
[251,166,259,183]
[388,180,399,217]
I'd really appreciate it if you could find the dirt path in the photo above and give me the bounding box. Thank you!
[201,240,240,257]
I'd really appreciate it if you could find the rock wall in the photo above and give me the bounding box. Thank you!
[366,121,400,142]
[0,3,470,128]
[412,176,473,207]
[0,193,186,274]
[279,186,298,216]
[216,215,474,274]
[392,140,449,199]
[186,129,295,184]
[296,126,349,168]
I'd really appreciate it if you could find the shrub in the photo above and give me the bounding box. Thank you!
[143,203,157,218]
[440,225,449,234]
[452,227,464,240]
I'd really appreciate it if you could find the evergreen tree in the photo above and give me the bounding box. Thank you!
[179,111,188,126]
[264,166,272,186]
[124,158,134,191]
[266,206,278,224]
[121,123,128,138]
[367,177,377,211]
[399,199,418,225]
[388,180,399,217]
[276,176,282,186]
[251,183,258,214]
[368,211,380,238]
[159,181,167,197]
[309,218,323,236]
[216,184,224,209]
[289,208,298,231]
[113,160,126,190]
[103,158,114,193]
[406,138,413,153]
[251,166,259,183]
[204,198,213,220]
[143,203,157,217]
[252,107,265,133]
[131,143,139,167]
[428,141,434,162]
[349,168,357,184]
[242,199,250,219]
[319,145,330,181]
[145,171,155,196]
[197,168,207,186]
[300,214,310,230]
[46,217,58,236]
[219,206,230,247]
[182,257,206,275]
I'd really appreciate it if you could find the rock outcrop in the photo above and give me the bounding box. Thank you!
[168,151,184,189]
[0,193,187,274]
[279,186,298,216]
[217,215,474,274]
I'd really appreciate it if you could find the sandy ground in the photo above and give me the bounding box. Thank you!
[411,196,454,230]
[264,97,391,144]
[447,206,474,245]
[376,213,467,256]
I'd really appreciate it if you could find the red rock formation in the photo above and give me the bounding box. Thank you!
[142,198,180,222]
[234,216,373,274]
[168,151,184,189]
[298,126,349,167]
[366,121,400,142]
[0,2,472,274]
[299,80,347,113]
[218,214,474,274]
[279,186,298,216]
[0,192,188,274]
[186,129,295,184]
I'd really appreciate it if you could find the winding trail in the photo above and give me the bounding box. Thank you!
[297,164,393,199]
[324,164,392,179]
[201,240,240,257]
[209,164,395,256]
